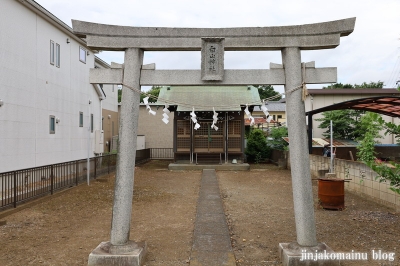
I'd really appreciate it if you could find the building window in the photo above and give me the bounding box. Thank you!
[91,114,94,133]
[49,115,55,134]
[79,112,83,127]
[273,115,276,120]
[55,43,60,67]
[277,115,282,119]
[79,46,86,63]
[50,41,55,65]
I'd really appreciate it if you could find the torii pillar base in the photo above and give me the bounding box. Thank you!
[279,242,339,266]
[88,241,147,266]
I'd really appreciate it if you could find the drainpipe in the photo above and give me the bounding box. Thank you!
[87,99,92,185]
[100,98,103,156]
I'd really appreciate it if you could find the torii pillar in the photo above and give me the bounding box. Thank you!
[73,18,355,266]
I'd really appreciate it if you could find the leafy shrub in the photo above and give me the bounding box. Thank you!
[367,160,400,195]
[245,129,271,163]
[267,127,288,151]
[356,112,384,163]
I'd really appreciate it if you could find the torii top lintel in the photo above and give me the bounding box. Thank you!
[72,18,355,51]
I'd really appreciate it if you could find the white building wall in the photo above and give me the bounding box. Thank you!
[102,84,119,113]
[0,0,107,172]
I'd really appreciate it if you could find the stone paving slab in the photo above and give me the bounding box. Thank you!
[193,235,232,251]
[190,169,236,266]
[194,222,230,235]
[190,251,236,266]
[196,202,224,214]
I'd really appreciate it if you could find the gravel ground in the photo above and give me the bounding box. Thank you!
[0,161,399,265]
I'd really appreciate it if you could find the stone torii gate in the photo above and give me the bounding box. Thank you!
[73,18,355,265]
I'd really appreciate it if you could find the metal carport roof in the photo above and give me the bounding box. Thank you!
[306,96,400,153]
[306,96,400,117]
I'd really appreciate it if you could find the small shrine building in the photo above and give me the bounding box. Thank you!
[156,85,261,164]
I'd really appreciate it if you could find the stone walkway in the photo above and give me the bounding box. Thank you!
[189,169,236,266]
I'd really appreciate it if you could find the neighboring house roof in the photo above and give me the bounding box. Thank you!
[244,117,266,125]
[253,101,286,112]
[95,56,111,68]
[308,88,400,95]
[156,86,261,111]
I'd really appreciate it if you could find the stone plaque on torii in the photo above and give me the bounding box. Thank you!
[73,18,355,266]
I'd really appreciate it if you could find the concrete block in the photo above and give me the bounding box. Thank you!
[338,172,344,179]
[366,187,373,197]
[279,242,339,266]
[387,193,396,205]
[380,191,388,202]
[318,169,329,178]
[372,180,380,190]
[88,241,146,266]
[324,173,337,179]
[396,195,400,207]
[363,179,371,188]
[373,189,380,199]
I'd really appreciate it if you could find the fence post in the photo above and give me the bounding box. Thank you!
[75,161,79,186]
[108,155,110,174]
[94,157,97,179]
[50,165,54,195]
[13,171,17,208]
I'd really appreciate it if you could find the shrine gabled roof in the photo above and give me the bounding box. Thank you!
[306,96,400,118]
[156,86,261,111]
[253,101,286,112]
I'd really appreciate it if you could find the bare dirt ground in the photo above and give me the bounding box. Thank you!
[1,161,399,265]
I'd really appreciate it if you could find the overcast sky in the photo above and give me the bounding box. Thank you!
[36,0,400,92]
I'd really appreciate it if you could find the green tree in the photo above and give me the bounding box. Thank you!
[354,81,384,89]
[323,81,384,89]
[356,112,384,163]
[254,85,282,101]
[316,110,364,140]
[317,81,385,140]
[365,115,400,195]
[118,86,161,103]
[245,129,270,163]
[118,87,122,103]
[323,83,354,89]
[367,161,400,194]
[140,86,161,103]
[383,122,400,145]
[267,127,288,150]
